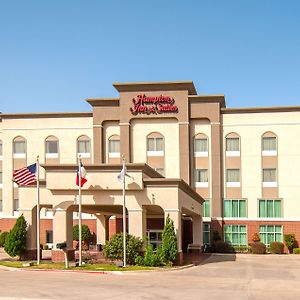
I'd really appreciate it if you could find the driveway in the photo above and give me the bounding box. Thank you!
[0,253,299,299]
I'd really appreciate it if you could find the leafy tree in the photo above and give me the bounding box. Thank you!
[0,231,9,247]
[284,233,297,253]
[73,224,92,242]
[161,214,178,264]
[103,233,143,265]
[4,215,27,259]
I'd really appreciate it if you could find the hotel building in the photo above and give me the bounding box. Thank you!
[0,81,300,260]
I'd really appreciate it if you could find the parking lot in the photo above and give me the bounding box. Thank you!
[0,253,300,299]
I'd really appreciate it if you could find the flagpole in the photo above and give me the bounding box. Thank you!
[78,156,82,266]
[122,157,126,267]
[36,156,40,265]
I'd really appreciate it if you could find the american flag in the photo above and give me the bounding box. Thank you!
[13,163,37,186]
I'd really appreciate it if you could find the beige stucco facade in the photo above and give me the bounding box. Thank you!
[1,80,300,259]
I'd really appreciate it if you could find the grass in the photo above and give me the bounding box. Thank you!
[0,260,162,271]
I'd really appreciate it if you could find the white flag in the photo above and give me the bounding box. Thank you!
[118,164,134,183]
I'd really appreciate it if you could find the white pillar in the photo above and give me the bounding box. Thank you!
[53,208,73,249]
[21,207,37,249]
[192,215,202,245]
[127,209,147,240]
[96,214,107,245]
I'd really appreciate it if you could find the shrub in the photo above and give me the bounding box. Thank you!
[284,233,296,253]
[232,245,250,253]
[143,244,162,266]
[103,233,143,265]
[250,242,266,254]
[251,233,260,243]
[4,215,27,259]
[213,241,233,253]
[73,224,92,243]
[269,242,284,254]
[292,248,300,254]
[0,231,9,247]
[161,215,178,265]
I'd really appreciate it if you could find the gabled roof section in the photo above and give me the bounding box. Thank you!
[113,81,197,95]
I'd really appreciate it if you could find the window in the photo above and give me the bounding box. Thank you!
[203,223,210,244]
[0,172,2,185]
[46,141,58,154]
[226,138,240,151]
[224,199,247,218]
[194,138,208,156]
[147,230,162,250]
[259,199,282,218]
[77,136,91,157]
[203,200,210,217]
[13,138,26,158]
[13,199,19,211]
[262,137,276,151]
[226,169,240,187]
[147,137,163,152]
[195,169,208,188]
[46,230,53,244]
[259,225,282,246]
[224,225,247,246]
[263,168,277,187]
[108,138,120,158]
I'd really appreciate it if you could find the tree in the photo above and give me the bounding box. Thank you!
[73,224,92,243]
[284,233,296,253]
[4,215,27,259]
[161,214,178,264]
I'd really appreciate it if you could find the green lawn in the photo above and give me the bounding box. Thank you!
[0,260,162,271]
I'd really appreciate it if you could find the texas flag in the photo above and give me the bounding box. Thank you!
[76,163,87,187]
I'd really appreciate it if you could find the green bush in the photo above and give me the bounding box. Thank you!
[4,215,27,259]
[212,230,221,242]
[161,215,178,265]
[250,242,266,254]
[103,233,143,265]
[269,242,284,254]
[143,244,162,266]
[213,241,233,253]
[0,231,9,247]
[232,245,250,253]
[73,224,92,243]
[284,233,296,253]
[292,248,300,254]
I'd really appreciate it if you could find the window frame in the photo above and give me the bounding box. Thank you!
[203,223,210,245]
[194,137,208,157]
[147,136,164,156]
[223,199,247,218]
[13,139,26,158]
[225,137,240,157]
[195,169,209,188]
[224,224,247,246]
[77,137,91,158]
[262,168,277,187]
[226,169,240,187]
[45,139,59,158]
[258,199,282,218]
[108,138,120,158]
[262,136,277,156]
[259,225,283,246]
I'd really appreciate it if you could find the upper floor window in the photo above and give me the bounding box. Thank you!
[45,136,59,158]
[0,171,2,186]
[225,133,240,156]
[262,168,277,187]
[259,199,282,218]
[147,133,164,156]
[226,169,240,187]
[108,135,120,158]
[77,135,91,158]
[194,134,208,157]
[224,199,247,218]
[262,132,277,156]
[203,200,210,217]
[13,136,26,158]
[195,169,208,188]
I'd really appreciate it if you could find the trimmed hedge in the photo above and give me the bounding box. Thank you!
[269,242,284,254]
[284,234,296,254]
[250,242,266,254]
[293,248,300,254]
[0,231,9,247]
[232,245,250,253]
[213,241,233,253]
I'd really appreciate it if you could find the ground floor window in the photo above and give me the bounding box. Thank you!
[203,200,210,217]
[224,225,247,246]
[203,223,210,244]
[46,230,53,244]
[147,230,162,249]
[259,225,282,245]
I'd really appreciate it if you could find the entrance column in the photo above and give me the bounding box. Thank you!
[127,209,146,240]
[20,206,38,259]
[96,214,107,246]
[51,207,74,262]
[164,209,183,263]
[192,215,202,245]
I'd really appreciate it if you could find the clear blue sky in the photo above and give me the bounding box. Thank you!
[0,0,299,113]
